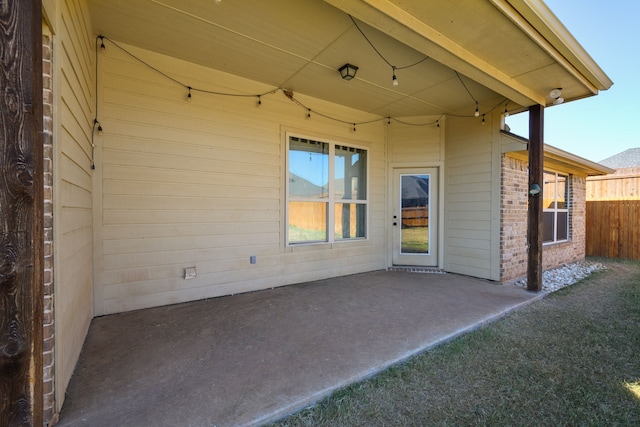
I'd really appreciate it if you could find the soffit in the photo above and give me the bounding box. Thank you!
[86,0,610,119]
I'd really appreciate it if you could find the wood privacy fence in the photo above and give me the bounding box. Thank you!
[586,168,640,260]
[585,201,640,259]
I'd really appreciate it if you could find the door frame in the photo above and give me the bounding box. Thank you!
[387,163,444,269]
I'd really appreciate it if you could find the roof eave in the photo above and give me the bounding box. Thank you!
[501,131,615,176]
[500,0,613,92]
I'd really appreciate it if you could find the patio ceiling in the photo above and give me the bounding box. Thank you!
[85,0,612,119]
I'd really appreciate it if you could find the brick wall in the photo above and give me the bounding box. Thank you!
[42,32,57,426]
[500,155,587,281]
[500,155,528,281]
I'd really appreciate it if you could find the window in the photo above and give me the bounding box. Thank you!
[287,136,367,244]
[542,171,568,244]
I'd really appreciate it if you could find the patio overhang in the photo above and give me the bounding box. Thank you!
[85,0,612,119]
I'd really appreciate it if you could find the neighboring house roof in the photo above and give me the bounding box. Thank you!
[599,148,640,169]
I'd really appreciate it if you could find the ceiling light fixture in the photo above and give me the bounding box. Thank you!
[339,63,358,80]
[550,88,564,105]
[392,66,398,86]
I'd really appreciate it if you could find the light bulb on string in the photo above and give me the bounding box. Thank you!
[474,102,480,117]
[481,114,485,125]
[436,120,440,128]
[100,37,105,52]
[353,123,356,132]
[307,109,311,119]
[504,103,509,117]
[392,66,398,87]
[187,87,192,102]
[257,95,261,106]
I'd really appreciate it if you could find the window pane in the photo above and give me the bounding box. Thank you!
[334,203,366,240]
[401,175,430,254]
[335,145,367,200]
[543,172,556,209]
[543,211,555,243]
[556,175,567,209]
[557,211,568,241]
[289,137,328,198]
[288,201,327,243]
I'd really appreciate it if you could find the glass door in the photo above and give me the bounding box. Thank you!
[392,168,438,266]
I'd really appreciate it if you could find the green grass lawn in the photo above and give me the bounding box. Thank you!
[268,258,640,426]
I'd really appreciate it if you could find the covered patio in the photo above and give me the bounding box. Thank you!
[58,271,542,426]
[0,1,614,425]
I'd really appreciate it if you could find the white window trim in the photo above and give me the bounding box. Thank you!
[286,133,369,246]
[543,171,569,245]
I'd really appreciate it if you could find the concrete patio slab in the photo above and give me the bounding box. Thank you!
[57,271,543,426]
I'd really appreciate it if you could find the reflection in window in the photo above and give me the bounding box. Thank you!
[543,171,569,243]
[288,136,367,244]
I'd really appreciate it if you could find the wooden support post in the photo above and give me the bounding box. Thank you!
[0,1,44,425]
[527,104,544,292]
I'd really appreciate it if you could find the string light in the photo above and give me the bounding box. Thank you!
[94,35,503,141]
[504,102,509,117]
[482,114,485,125]
[349,15,428,89]
[100,36,106,52]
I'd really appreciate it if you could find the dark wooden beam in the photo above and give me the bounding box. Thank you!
[0,1,44,425]
[527,104,544,292]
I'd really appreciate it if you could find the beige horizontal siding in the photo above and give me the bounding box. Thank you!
[444,116,498,279]
[388,122,442,164]
[54,0,95,410]
[96,41,386,314]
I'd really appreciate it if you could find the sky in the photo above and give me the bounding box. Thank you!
[504,0,639,163]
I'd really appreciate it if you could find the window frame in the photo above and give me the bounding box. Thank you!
[542,170,569,245]
[286,134,369,246]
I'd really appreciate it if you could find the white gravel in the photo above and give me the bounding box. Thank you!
[513,261,608,292]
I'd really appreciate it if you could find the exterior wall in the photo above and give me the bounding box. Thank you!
[387,119,444,267]
[94,42,387,315]
[500,154,587,281]
[500,155,528,281]
[387,121,442,164]
[444,114,501,280]
[51,0,95,412]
